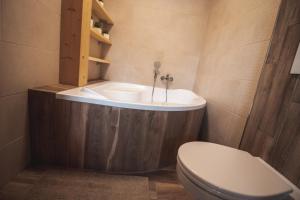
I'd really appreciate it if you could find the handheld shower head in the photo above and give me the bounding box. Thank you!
[154,61,161,77]
[152,61,161,102]
[154,61,161,70]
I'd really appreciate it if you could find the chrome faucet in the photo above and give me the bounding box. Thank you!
[161,74,174,103]
[151,61,161,102]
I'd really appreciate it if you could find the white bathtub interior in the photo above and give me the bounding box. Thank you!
[57,81,206,111]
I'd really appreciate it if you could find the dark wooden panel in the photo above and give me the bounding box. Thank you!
[159,111,203,168]
[59,0,83,85]
[293,78,300,103]
[110,109,168,172]
[53,99,71,166]
[240,0,300,186]
[270,102,300,184]
[29,89,205,173]
[28,90,56,165]
[84,105,119,170]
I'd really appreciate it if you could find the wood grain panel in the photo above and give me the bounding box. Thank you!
[240,0,300,186]
[59,0,92,86]
[28,90,56,165]
[84,105,119,170]
[29,89,205,173]
[59,0,83,85]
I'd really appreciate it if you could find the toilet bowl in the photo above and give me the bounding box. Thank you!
[177,142,300,200]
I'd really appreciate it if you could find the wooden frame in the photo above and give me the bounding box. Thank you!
[59,0,113,86]
[240,0,300,187]
[28,87,205,172]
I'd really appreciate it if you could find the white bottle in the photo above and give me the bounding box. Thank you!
[103,33,110,40]
[98,0,104,7]
[90,19,94,27]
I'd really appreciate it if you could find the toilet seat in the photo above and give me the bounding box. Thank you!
[177,142,292,200]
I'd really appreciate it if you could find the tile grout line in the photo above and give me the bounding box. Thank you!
[0,91,27,99]
[36,0,61,17]
[0,0,2,42]
[0,136,25,153]
[1,40,60,54]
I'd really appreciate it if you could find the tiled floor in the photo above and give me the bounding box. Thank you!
[0,166,193,200]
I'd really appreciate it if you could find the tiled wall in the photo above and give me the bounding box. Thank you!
[104,0,210,89]
[194,0,281,148]
[0,0,61,186]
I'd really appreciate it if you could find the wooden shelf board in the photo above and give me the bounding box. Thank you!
[90,28,112,45]
[87,79,106,85]
[92,0,114,25]
[88,56,110,64]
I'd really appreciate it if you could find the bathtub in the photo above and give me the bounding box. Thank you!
[56,81,206,111]
[49,81,206,172]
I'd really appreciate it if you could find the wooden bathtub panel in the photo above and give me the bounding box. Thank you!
[141,111,168,171]
[110,110,168,172]
[54,100,88,167]
[53,99,70,166]
[240,0,300,186]
[29,89,205,172]
[159,110,204,167]
[29,90,56,165]
[84,105,119,170]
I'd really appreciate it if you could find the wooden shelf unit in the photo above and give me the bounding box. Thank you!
[59,0,113,87]
[90,28,112,45]
[92,0,114,25]
[89,56,110,64]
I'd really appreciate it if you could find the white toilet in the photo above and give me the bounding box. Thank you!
[177,142,300,200]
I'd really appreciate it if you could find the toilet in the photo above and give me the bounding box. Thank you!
[177,142,300,200]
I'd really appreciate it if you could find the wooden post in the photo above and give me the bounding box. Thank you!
[59,0,92,86]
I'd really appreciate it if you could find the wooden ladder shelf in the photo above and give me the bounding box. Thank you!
[59,0,114,86]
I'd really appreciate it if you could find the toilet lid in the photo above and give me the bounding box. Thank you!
[177,142,292,200]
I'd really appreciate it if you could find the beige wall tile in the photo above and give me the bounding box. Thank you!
[203,102,232,145]
[0,0,60,187]
[226,114,248,148]
[0,42,59,97]
[38,0,61,15]
[0,93,27,148]
[103,0,210,90]
[0,0,2,41]
[203,101,248,148]
[0,137,30,187]
[194,0,280,147]
[2,0,61,52]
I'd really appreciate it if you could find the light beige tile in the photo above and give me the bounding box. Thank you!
[104,0,210,89]
[38,0,61,15]
[0,137,30,187]
[233,80,258,117]
[88,61,102,81]
[204,101,248,148]
[0,0,60,188]
[226,114,248,148]
[242,1,279,44]
[0,42,59,96]
[208,79,241,114]
[194,0,280,147]
[228,41,269,81]
[2,0,60,51]
[204,102,234,146]
[0,0,2,41]
[0,93,27,148]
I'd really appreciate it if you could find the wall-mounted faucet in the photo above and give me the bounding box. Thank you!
[151,61,161,102]
[161,74,174,103]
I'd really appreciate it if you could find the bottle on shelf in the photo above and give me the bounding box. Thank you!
[103,32,110,40]
[97,0,104,7]
[94,21,104,34]
[90,17,94,28]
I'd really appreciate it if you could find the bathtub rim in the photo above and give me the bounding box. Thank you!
[56,81,206,112]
